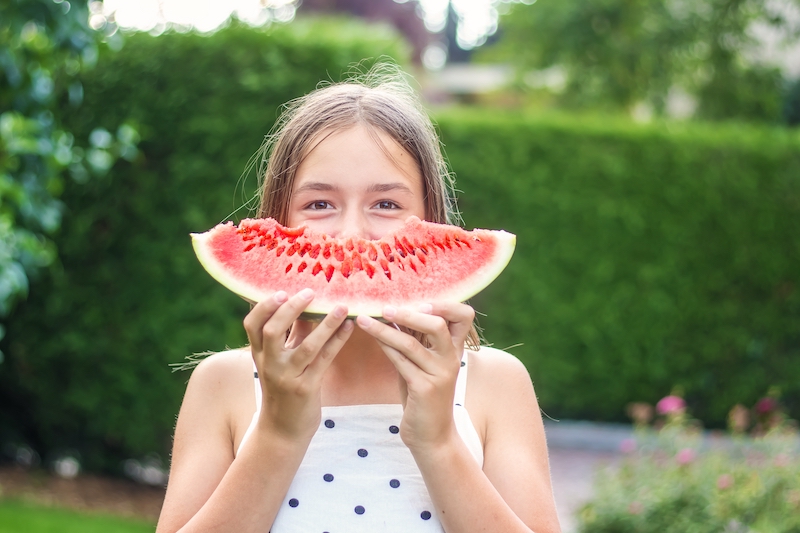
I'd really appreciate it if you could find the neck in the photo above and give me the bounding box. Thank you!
[322,326,401,406]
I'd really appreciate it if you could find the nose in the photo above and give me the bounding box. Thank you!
[333,210,370,239]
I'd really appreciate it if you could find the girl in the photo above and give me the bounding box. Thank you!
[156,66,561,533]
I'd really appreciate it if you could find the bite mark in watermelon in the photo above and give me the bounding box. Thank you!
[191,216,515,317]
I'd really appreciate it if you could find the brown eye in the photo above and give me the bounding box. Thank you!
[308,201,332,210]
[376,201,399,209]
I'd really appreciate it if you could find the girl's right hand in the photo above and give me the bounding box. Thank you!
[243,288,354,442]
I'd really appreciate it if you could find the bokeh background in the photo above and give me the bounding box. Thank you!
[1,0,799,530]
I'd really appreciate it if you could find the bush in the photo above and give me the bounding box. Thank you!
[578,397,800,532]
[2,19,799,473]
[435,110,800,425]
[0,18,409,471]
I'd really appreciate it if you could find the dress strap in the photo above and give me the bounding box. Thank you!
[454,351,469,406]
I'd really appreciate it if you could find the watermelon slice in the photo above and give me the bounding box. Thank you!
[191,216,515,317]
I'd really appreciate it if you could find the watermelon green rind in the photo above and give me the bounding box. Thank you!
[192,226,263,304]
[191,217,515,317]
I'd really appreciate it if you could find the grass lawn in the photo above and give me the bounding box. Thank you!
[0,499,155,533]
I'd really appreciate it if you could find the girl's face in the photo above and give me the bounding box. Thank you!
[287,124,426,240]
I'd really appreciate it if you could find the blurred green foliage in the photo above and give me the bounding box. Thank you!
[436,109,800,425]
[787,78,800,126]
[2,19,798,472]
[0,0,137,329]
[0,19,408,471]
[485,0,797,122]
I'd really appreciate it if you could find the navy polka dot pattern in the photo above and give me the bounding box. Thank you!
[460,360,466,367]
[254,352,483,532]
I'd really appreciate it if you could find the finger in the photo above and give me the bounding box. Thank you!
[260,288,316,353]
[285,319,314,350]
[375,339,422,386]
[304,317,355,378]
[423,302,475,347]
[381,305,452,354]
[289,304,349,371]
[243,291,288,353]
[356,315,437,374]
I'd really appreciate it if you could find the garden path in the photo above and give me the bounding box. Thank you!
[546,420,634,532]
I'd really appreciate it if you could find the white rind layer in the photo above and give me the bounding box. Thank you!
[191,224,516,317]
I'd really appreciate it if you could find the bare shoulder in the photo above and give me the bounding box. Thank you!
[158,348,255,532]
[466,346,535,399]
[180,348,254,436]
[186,348,252,395]
[465,347,561,531]
[464,346,540,442]
[468,346,530,377]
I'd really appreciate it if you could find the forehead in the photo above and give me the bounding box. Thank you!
[294,124,422,189]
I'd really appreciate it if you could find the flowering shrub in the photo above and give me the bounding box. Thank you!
[578,394,800,533]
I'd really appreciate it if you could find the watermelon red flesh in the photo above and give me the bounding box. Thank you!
[191,216,515,317]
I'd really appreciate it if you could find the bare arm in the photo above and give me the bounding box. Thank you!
[156,290,353,533]
[357,304,561,533]
[414,349,561,533]
[155,352,309,533]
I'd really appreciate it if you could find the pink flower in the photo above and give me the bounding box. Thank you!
[656,395,686,415]
[774,453,790,468]
[619,438,637,454]
[628,501,644,515]
[755,397,778,415]
[676,448,696,465]
[716,474,733,490]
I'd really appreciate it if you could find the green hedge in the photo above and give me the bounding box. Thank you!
[0,19,408,471]
[2,21,799,472]
[436,111,800,424]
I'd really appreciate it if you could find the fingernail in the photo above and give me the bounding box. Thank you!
[333,305,347,318]
[356,315,372,329]
[274,291,288,303]
[342,320,354,331]
[383,305,397,319]
[418,303,433,314]
[298,288,314,301]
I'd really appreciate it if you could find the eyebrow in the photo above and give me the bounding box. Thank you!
[293,181,414,195]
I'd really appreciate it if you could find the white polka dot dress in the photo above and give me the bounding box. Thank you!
[237,351,485,532]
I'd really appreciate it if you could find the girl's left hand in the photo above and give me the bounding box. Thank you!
[356,302,474,452]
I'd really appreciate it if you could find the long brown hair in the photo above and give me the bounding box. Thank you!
[255,64,481,349]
